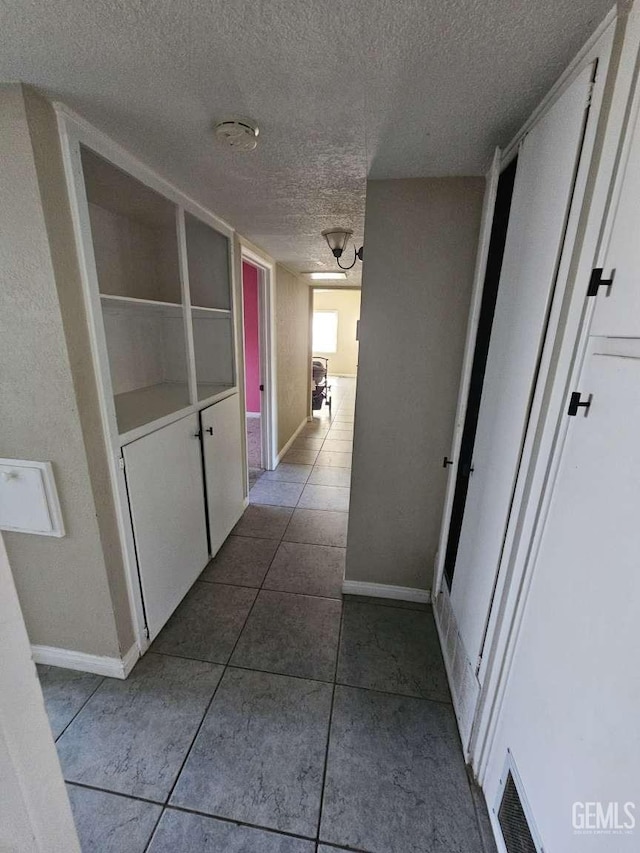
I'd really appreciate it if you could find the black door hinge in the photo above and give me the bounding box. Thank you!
[568,391,592,416]
[587,268,614,297]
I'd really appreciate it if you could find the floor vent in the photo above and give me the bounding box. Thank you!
[495,752,543,853]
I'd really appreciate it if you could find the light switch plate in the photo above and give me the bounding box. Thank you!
[0,459,65,537]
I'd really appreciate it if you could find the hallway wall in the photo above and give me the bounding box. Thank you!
[346,177,484,591]
[0,84,133,657]
[275,264,311,453]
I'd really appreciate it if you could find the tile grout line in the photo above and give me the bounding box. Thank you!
[54,676,106,744]
[72,779,353,848]
[247,504,350,515]
[314,597,345,844]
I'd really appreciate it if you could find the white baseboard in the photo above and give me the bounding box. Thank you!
[342,580,431,604]
[32,642,140,680]
[276,417,308,463]
[246,411,261,419]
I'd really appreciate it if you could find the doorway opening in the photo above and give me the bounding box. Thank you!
[240,250,276,490]
[443,156,518,589]
[311,287,361,430]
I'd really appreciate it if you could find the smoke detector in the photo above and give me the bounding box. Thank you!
[214,117,259,151]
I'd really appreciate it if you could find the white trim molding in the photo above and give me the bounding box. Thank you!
[275,417,308,464]
[32,642,139,680]
[240,245,277,472]
[342,580,431,604]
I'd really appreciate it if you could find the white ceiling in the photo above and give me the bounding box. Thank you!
[0,0,612,285]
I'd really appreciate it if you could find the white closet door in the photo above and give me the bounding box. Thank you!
[591,92,640,337]
[124,412,208,640]
[201,394,245,557]
[450,65,593,665]
[484,348,640,850]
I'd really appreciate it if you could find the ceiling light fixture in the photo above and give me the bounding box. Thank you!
[306,271,348,281]
[214,117,260,151]
[321,228,364,270]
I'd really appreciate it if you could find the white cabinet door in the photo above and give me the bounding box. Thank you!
[201,394,245,557]
[450,65,593,665]
[591,94,640,337]
[123,413,208,640]
[485,346,640,850]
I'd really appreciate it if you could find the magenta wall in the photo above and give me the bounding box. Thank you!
[242,261,261,413]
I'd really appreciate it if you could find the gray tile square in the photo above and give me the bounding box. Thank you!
[171,668,332,836]
[337,601,450,701]
[283,449,320,465]
[298,484,350,512]
[232,505,293,540]
[200,535,279,587]
[67,784,161,853]
[284,508,349,547]
[260,463,313,484]
[320,686,481,853]
[327,429,353,441]
[148,808,315,852]
[315,451,352,469]
[152,582,257,664]
[250,479,305,507]
[56,653,223,800]
[292,436,325,451]
[37,665,103,739]
[303,421,330,435]
[321,439,353,453]
[231,590,342,681]
[263,542,345,599]
[308,467,352,488]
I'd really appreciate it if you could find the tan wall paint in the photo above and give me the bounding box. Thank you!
[0,84,132,657]
[313,288,361,376]
[346,177,484,590]
[275,264,311,452]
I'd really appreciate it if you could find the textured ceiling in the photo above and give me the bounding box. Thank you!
[0,0,612,285]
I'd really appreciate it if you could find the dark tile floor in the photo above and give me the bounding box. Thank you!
[38,379,496,852]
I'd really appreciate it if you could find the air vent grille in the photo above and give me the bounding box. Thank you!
[498,770,538,853]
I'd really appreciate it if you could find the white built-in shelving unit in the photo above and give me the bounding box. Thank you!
[57,107,246,650]
[81,146,237,439]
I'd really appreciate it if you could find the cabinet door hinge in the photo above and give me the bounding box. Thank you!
[118,456,126,470]
[587,267,614,297]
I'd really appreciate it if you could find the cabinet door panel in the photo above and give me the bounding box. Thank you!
[201,394,245,557]
[485,349,640,850]
[123,413,208,640]
[591,98,640,337]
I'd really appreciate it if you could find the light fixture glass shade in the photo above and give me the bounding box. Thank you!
[321,228,353,257]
